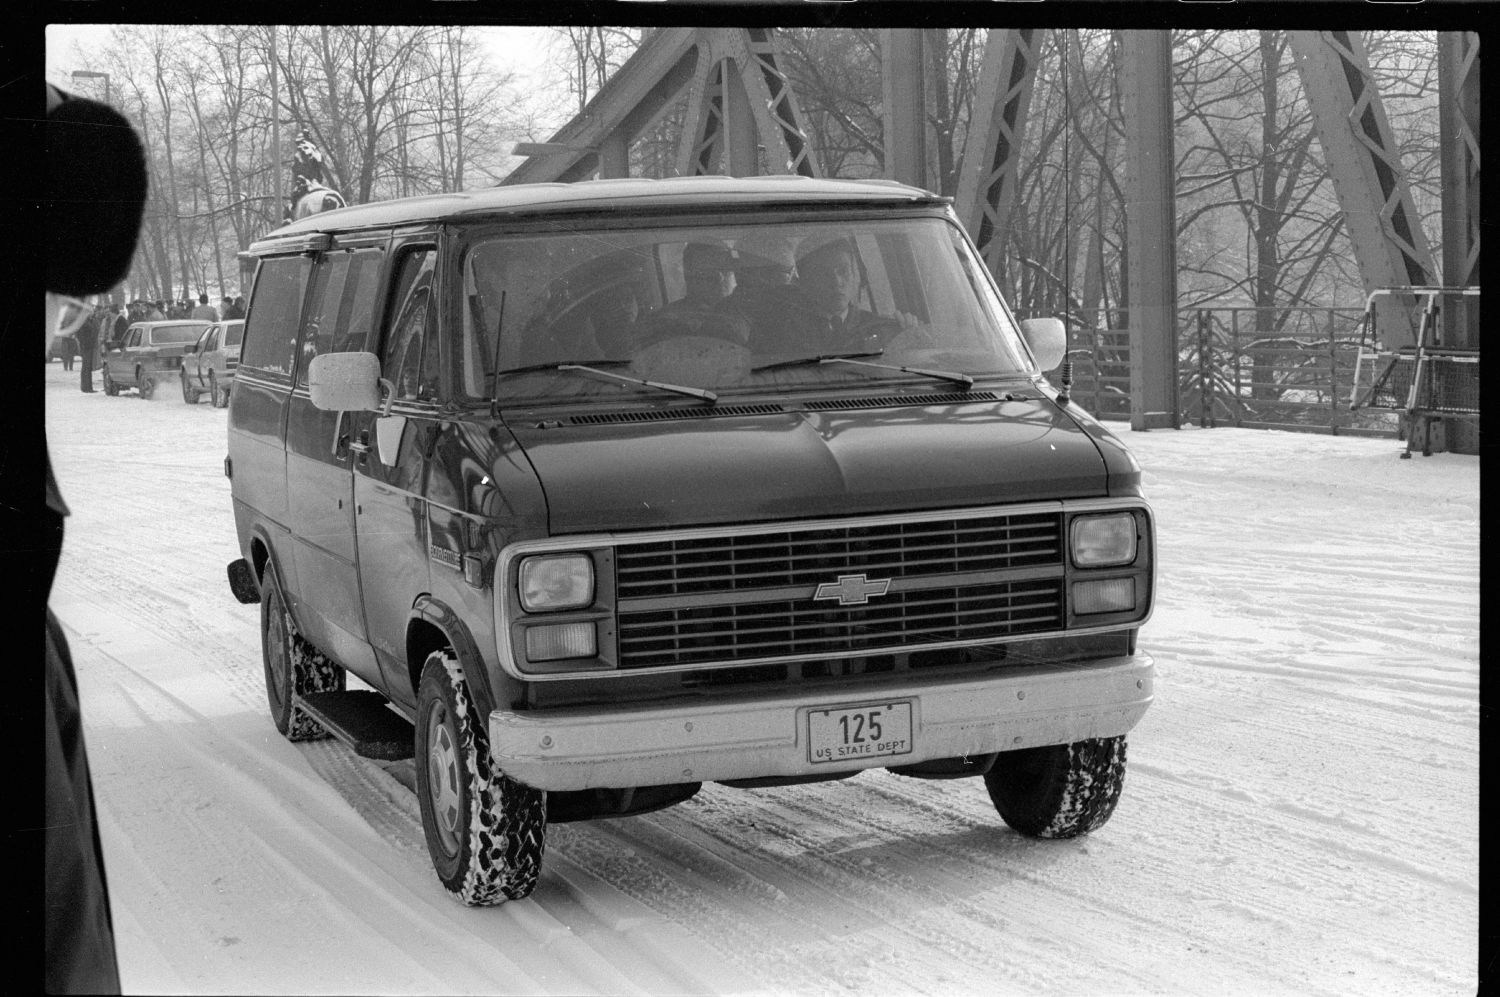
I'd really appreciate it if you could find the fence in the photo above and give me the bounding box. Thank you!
[1053,306,1401,437]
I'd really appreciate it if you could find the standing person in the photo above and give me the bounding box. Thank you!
[109,304,129,351]
[74,304,99,390]
[229,295,246,320]
[57,323,78,371]
[43,81,148,995]
[219,296,234,320]
[190,292,218,322]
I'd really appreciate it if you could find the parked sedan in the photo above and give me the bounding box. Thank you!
[102,320,212,399]
[179,319,244,407]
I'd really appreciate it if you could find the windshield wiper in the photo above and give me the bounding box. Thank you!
[496,358,631,377]
[754,350,974,389]
[753,350,885,372]
[558,364,718,403]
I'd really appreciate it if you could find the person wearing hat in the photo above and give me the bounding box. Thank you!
[718,232,800,351]
[636,241,749,347]
[42,82,149,995]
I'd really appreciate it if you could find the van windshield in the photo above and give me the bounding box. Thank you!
[456,214,1034,403]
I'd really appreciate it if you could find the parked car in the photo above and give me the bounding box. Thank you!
[225,176,1156,906]
[179,319,244,406]
[102,320,211,398]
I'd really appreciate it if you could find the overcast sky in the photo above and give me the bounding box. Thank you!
[45,23,561,94]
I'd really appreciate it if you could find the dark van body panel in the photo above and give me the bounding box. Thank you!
[227,373,292,529]
[228,176,1157,900]
[506,398,1109,535]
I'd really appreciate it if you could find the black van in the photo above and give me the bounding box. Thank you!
[226,175,1155,905]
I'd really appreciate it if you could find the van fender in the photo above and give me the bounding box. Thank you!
[241,523,302,623]
[410,595,503,722]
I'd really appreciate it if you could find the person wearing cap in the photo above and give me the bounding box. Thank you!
[43,81,148,995]
[718,232,799,349]
[636,242,749,347]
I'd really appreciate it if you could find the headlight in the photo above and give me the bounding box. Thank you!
[519,553,594,612]
[1070,513,1137,567]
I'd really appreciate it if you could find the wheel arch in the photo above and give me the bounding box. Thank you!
[245,527,292,606]
[410,596,500,721]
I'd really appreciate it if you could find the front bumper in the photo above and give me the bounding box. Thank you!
[489,653,1153,791]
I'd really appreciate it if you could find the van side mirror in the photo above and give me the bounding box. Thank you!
[1018,317,1067,372]
[307,351,387,412]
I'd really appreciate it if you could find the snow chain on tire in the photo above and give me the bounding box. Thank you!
[984,735,1127,839]
[283,619,346,741]
[263,578,345,742]
[424,651,546,906]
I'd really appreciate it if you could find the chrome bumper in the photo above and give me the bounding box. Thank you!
[489,654,1153,791]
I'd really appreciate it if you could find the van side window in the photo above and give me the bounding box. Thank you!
[241,256,310,376]
[382,248,437,401]
[296,248,384,386]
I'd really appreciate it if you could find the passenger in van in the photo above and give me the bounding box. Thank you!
[584,277,644,356]
[675,242,736,309]
[534,252,650,361]
[719,232,798,350]
[634,242,748,347]
[786,238,912,354]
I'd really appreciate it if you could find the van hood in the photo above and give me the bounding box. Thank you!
[505,396,1120,535]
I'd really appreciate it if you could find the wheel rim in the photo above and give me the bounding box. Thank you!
[425,700,463,856]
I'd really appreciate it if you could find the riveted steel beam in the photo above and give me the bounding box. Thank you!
[1123,30,1179,432]
[679,48,774,178]
[882,29,942,189]
[954,29,1043,279]
[1290,30,1436,349]
[505,28,820,186]
[1437,31,1480,455]
[721,28,821,177]
[1439,32,1479,305]
[502,28,701,185]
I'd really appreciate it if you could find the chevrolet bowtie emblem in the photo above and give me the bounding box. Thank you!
[813,573,892,607]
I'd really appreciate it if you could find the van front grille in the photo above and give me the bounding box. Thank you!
[613,511,1064,669]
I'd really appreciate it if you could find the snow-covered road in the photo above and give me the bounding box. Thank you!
[44,361,1478,995]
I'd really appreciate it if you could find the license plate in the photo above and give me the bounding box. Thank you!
[807,701,913,764]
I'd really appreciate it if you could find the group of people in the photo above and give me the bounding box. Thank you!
[125,292,245,324]
[570,235,910,364]
[52,293,245,393]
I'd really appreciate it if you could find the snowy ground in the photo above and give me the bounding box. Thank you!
[43,360,1478,995]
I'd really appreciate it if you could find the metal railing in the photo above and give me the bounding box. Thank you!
[1052,307,1402,437]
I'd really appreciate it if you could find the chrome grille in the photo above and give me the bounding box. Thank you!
[614,512,1064,669]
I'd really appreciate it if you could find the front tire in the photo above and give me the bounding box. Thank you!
[181,371,200,404]
[983,736,1127,839]
[260,568,345,740]
[415,651,546,906]
[103,372,118,396]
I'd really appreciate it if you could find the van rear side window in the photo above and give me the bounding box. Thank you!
[241,256,311,376]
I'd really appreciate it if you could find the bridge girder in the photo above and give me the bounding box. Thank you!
[953,29,1044,280]
[505,28,1473,442]
[503,28,819,186]
[1289,30,1437,349]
